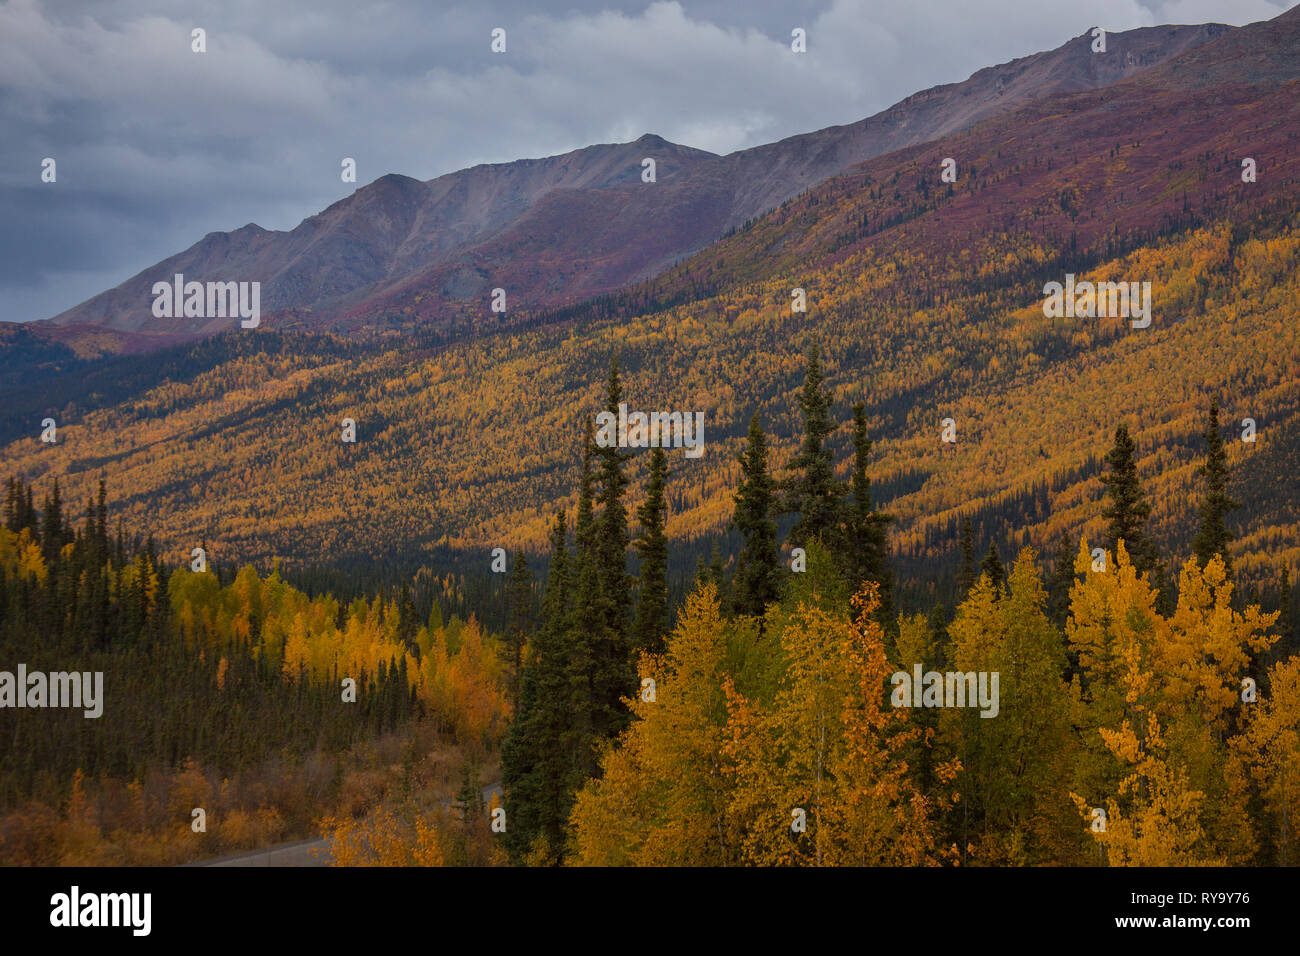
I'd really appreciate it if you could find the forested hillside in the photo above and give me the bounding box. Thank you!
[4,0,1299,879]
[0,478,511,864]
[497,353,1297,866]
[3,8,1298,602]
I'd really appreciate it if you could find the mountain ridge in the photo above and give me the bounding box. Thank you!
[19,18,1243,355]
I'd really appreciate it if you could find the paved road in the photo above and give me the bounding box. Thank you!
[190,836,332,868]
[189,781,502,867]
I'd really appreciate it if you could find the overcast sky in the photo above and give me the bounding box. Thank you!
[0,0,1290,323]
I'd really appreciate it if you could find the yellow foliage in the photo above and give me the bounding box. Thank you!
[322,807,446,866]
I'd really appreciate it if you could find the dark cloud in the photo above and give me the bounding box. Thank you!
[0,0,1288,322]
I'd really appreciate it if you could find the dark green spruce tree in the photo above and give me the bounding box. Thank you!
[1100,423,1158,577]
[1192,398,1239,577]
[3,477,18,531]
[732,415,782,618]
[505,551,533,711]
[957,516,977,599]
[841,400,894,624]
[96,477,109,552]
[502,512,573,865]
[981,540,1006,596]
[706,542,731,614]
[40,478,65,567]
[592,358,635,739]
[397,583,419,658]
[1047,531,1075,629]
[568,418,602,780]
[784,345,842,548]
[632,447,669,654]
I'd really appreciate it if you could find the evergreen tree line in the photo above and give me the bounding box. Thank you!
[0,476,418,807]
[501,352,1298,864]
[502,347,898,863]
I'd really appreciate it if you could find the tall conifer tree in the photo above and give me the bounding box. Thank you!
[733,415,781,617]
[593,359,635,739]
[397,583,419,657]
[784,346,842,547]
[958,517,977,598]
[1047,531,1075,628]
[569,419,602,777]
[633,447,669,654]
[3,477,17,532]
[41,478,64,566]
[502,512,573,864]
[95,477,109,554]
[1100,424,1157,576]
[506,551,533,711]
[842,401,894,623]
[981,541,1006,596]
[1193,398,1239,576]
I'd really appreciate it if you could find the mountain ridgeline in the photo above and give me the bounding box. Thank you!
[17,20,1238,356]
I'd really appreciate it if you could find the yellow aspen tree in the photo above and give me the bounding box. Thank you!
[322,807,446,866]
[721,673,790,865]
[726,583,952,866]
[723,598,849,866]
[825,584,958,866]
[570,584,739,866]
[946,551,1076,864]
[1073,712,1221,866]
[1071,614,1223,865]
[1156,554,1277,862]
[941,573,999,863]
[281,611,312,681]
[1161,554,1278,736]
[1231,655,1300,864]
[1066,538,1166,813]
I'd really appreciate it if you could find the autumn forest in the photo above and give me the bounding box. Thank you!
[3,6,1300,874]
[1,340,1297,866]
